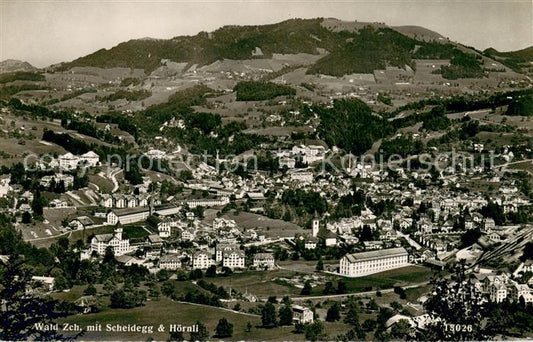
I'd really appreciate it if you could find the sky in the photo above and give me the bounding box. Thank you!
[1,0,532,68]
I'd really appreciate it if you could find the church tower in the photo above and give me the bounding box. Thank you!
[312,215,320,238]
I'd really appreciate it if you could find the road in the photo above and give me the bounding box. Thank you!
[289,280,431,301]
[24,223,111,242]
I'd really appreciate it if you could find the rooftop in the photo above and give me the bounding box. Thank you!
[344,247,408,262]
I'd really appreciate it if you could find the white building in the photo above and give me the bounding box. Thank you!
[80,151,100,167]
[215,243,239,262]
[90,227,130,256]
[158,218,173,238]
[490,283,508,303]
[340,247,409,277]
[253,253,275,269]
[289,171,313,183]
[292,305,314,324]
[222,250,245,269]
[58,153,79,170]
[40,173,74,188]
[159,254,182,270]
[0,176,10,198]
[107,207,151,225]
[184,197,230,209]
[192,251,213,270]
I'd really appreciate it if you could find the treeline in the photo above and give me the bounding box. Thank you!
[437,50,485,79]
[234,81,296,101]
[309,27,415,76]
[0,84,47,100]
[161,280,222,307]
[506,93,533,116]
[0,72,45,84]
[58,19,339,73]
[380,136,425,159]
[7,98,73,121]
[99,89,151,102]
[281,189,328,215]
[314,98,393,155]
[62,119,121,144]
[42,129,91,155]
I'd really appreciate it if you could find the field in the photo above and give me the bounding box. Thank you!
[57,297,349,341]
[210,269,302,297]
[203,209,306,239]
[209,264,435,300]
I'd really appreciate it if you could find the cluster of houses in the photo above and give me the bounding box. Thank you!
[37,151,100,170]
[470,267,533,304]
[87,225,276,274]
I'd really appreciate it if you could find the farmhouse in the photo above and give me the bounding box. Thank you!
[339,247,409,277]
[253,253,275,269]
[292,305,314,324]
[159,254,182,270]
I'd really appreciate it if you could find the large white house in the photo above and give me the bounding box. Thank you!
[215,243,239,262]
[222,249,245,269]
[58,153,79,170]
[292,305,314,324]
[339,247,409,277]
[192,251,213,270]
[253,253,275,269]
[90,227,130,256]
[0,175,10,198]
[80,151,100,167]
[159,254,182,270]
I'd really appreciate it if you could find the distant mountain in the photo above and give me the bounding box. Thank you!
[484,46,533,72]
[0,59,37,73]
[56,18,487,77]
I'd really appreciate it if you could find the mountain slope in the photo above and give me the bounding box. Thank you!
[58,19,342,73]
[0,59,37,73]
[56,18,487,78]
[484,46,533,72]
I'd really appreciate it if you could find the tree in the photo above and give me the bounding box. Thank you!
[362,319,377,332]
[394,286,406,299]
[31,189,46,218]
[305,321,325,342]
[214,318,233,338]
[54,275,70,291]
[0,255,72,341]
[103,280,115,295]
[316,259,324,271]
[390,319,413,340]
[418,264,491,340]
[169,331,184,341]
[103,246,115,264]
[245,322,252,332]
[326,302,341,322]
[323,281,335,295]
[21,211,32,224]
[279,304,293,326]
[189,269,203,280]
[301,280,312,295]
[345,301,361,326]
[84,283,97,296]
[261,302,278,328]
[205,265,217,278]
[391,301,403,312]
[337,280,347,294]
[189,321,208,341]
